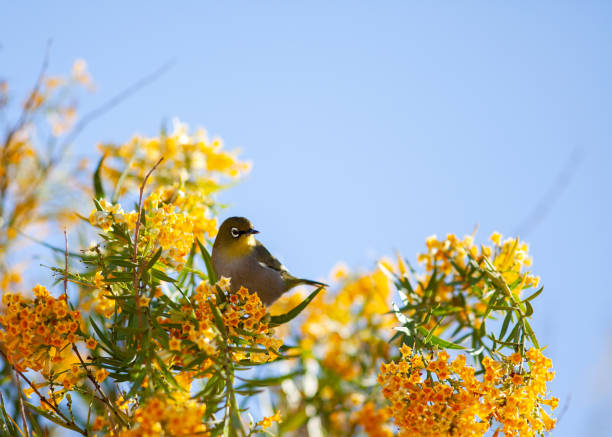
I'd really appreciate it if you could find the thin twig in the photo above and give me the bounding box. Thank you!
[14,371,30,437]
[513,146,585,236]
[3,40,52,149]
[132,157,163,295]
[0,350,87,436]
[71,344,129,427]
[63,228,69,300]
[0,40,52,220]
[131,157,163,343]
[53,60,175,164]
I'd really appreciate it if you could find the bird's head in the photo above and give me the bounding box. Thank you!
[214,216,259,255]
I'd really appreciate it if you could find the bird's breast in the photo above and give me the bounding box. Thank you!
[211,250,286,305]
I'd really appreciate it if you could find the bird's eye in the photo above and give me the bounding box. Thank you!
[230,227,240,238]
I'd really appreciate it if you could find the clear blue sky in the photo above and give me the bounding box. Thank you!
[3,1,612,435]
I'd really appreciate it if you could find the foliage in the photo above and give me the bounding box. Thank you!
[0,59,557,437]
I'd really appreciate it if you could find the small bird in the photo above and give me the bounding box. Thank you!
[212,217,327,305]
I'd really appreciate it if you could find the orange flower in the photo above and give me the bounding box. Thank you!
[95,368,109,383]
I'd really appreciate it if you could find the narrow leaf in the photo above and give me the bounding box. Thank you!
[417,326,465,350]
[269,286,324,326]
[93,154,106,200]
[196,238,217,284]
[522,286,544,303]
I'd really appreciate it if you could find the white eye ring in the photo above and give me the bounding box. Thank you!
[230,227,240,238]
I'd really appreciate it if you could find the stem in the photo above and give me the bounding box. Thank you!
[0,41,51,222]
[63,228,69,299]
[14,371,30,437]
[132,157,163,339]
[71,345,129,427]
[132,158,163,290]
[0,350,87,436]
[53,61,174,165]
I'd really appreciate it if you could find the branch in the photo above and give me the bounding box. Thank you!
[63,228,69,300]
[3,40,52,148]
[14,371,30,437]
[132,157,163,292]
[513,146,584,236]
[53,60,175,164]
[132,157,163,339]
[71,345,129,427]
[0,350,87,436]
[0,40,52,219]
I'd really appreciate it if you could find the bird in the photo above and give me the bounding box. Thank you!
[211,216,327,305]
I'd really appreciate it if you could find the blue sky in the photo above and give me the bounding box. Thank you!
[3,1,612,435]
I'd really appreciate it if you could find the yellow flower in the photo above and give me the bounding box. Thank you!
[399,344,412,357]
[94,271,105,289]
[95,368,109,383]
[92,416,106,431]
[258,410,281,430]
[509,351,522,365]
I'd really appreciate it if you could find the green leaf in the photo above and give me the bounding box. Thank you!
[150,268,176,283]
[153,352,184,392]
[196,238,216,284]
[93,154,106,200]
[522,286,544,303]
[208,301,227,336]
[399,275,414,295]
[468,345,485,356]
[194,374,223,399]
[143,248,163,273]
[269,286,324,327]
[523,319,540,348]
[504,322,521,345]
[417,326,465,350]
[234,387,263,396]
[483,290,502,319]
[279,410,308,432]
[111,158,133,203]
[90,317,119,356]
[524,300,534,317]
[104,272,134,283]
[499,310,513,340]
[125,372,147,399]
[0,393,20,436]
[237,370,304,387]
[93,198,104,212]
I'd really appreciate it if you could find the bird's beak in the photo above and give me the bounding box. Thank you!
[248,229,260,235]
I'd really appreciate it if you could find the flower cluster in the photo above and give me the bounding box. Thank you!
[156,278,283,365]
[390,232,541,339]
[0,285,85,373]
[209,278,283,363]
[416,232,539,299]
[98,119,250,198]
[257,410,282,430]
[378,346,557,436]
[23,59,93,134]
[301,267,394,379]
[158,281,219,361]
[0,59,94,272]
[88,193,213,270]
[96,394,209,437]
[355,402,393,437]
[264,266,396,435]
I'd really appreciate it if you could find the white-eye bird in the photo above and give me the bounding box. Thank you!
[211,217,327,305]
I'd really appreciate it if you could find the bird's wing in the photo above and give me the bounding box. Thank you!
[253,240,290,275]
